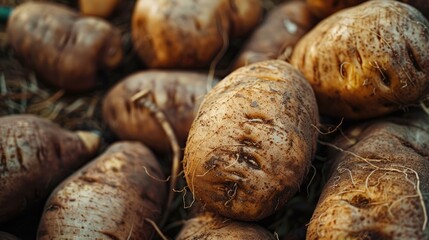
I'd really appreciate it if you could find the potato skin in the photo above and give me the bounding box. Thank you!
[183,60,319,221]
[307,111,429,239]
[291,0,429,119]
[37,142,167,240]
[79,0,120,18]
[131,0,262,68]
[0,115,99,223]
[102,70,208,152]
[306,0,365,19]
[7,2,123,92]
[176,211,276,240]
[234,1,318,68]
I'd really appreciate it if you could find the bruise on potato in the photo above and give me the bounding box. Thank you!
[183,60,319,221]
[7,2,123,92]
[176,211,276,240]
[233,1,318,69]
[102,70,209,152]
[0,115,99,223]
[306,0,365,19]
[131,0,262,68]
[307,111,429,239]
[37,141,167,240]
[291,0,429,119]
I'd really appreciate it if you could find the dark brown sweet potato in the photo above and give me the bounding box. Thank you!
[0,115,99,223]
[102,70,209,152]
[233,1,317,69]
[37,141,167,239]
[7,2,123,92]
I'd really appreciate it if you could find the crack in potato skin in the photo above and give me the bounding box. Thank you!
[183,60,319,221]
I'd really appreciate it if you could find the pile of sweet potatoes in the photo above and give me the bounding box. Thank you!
[1,0,429,239]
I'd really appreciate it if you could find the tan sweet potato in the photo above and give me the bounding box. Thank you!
[290,0,429,119]
[183,60,319,221]
[307,110,429,239]
[7,2,123,92]
[233,1,318,69]
[102,70,209,152]
[132,0,262,68]
[79,0,120,18]
[306,0,365,19]
[0,115,99,223]
[37,141,167,239]
[176,211,276,239]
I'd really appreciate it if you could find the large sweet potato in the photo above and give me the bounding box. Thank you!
[37,141,167,239]
[183,60,319,221]
[0,115,99,223]
[307,110,429,239]
[291,0,429,119]
[132,0,262,68]
[7,2,123,92]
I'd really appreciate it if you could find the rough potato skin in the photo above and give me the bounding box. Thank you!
[234,1,318,69]
[37,142,167,240]
[307,111,429,239]
[291,0,429,119]
[7,2,123,92]
[183,60,319,221]
[0,115,98,223]
[176,211,276,240]
[102,70,208,152]
[132,0,262,68]
[79,0,120,18]
[306,0,365,19]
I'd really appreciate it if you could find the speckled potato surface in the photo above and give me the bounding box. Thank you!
[307,111,429,239]
[7,2,123,92]
[0,115,99,224]
[176,211,276,240]
[291,0,429,119]
[102,70,209,152]
[132,0,262,68]
[37,142,167,240]
[183,60,319,221]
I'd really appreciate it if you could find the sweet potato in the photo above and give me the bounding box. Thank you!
[37,141,167,239]
[290,0,429,119]
[79,0,120,18]
[132,0,262,68]
[183,60,319,221]
[0,115,99,223]
[7,2,123,92]
[233,1,317,69]
[102,70,209,152]
[307,110,429,239]
[176,211,276,239]
[306,0,365,19]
